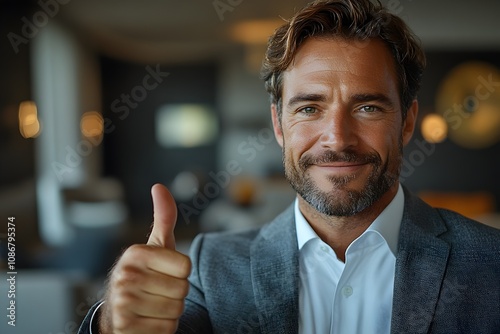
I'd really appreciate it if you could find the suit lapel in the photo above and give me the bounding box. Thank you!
[391,188,450,334]
[250,205,299,334]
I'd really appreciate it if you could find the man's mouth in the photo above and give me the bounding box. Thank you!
[310,162,370,175]
[299,150,379,171]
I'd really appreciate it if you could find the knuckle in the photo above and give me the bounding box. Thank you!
[112,312,132,331]
[165,319,180,334]
[177,255,192,277]
[114,313,177,334]
[178,300,187,317]
[111,298,139,330]
[124,244,150,260]
[170,299,186,318]
[147,319,179,334]
[178,279,190,297]
[113,264,144,289]
[112,291,138,312]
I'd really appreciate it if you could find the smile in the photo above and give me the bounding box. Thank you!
[310,162,369,174]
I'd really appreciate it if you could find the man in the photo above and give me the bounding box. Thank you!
[79,0,500,333]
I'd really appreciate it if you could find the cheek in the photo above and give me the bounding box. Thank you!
[359,122,402,157]
[380,129,403,161]
[282,123,318,157]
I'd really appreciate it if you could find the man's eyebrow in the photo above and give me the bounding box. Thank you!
[287,93,327,108]
[351,93,394,107]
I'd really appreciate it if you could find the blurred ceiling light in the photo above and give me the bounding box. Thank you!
[155,104,218,148]
[18,100,41,138]
[81,111,104,144]
[230,19,284,72]
[421,113,448,143]
[230,19,284,44]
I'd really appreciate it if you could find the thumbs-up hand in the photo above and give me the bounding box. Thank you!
[148,184,177,249]
[99,184,192,334]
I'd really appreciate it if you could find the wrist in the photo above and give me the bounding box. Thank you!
[93,301,109,334]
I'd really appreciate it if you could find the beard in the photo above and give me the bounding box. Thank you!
[283,141,402,217]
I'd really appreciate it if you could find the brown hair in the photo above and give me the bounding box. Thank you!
[261,0,426,120]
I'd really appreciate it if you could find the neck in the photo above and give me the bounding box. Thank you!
[298,183,399,262]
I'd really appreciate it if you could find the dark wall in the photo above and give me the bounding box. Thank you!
[0,2,35,186]
[403,50,500,209]
[100,57,219,221]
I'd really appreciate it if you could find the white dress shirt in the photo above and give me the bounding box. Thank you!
[296,184,404,334]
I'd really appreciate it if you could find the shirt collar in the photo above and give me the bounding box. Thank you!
[295,184,404,256]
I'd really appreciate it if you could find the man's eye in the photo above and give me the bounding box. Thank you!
[299,106,317,114]
[360,105,379,113]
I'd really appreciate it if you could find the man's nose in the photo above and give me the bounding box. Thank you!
[319,109,358,151]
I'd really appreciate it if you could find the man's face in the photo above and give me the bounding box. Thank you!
[272,37,416,217]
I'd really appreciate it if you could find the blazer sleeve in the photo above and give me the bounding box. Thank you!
[177,233,214,334]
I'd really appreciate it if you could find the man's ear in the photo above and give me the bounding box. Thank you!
[271,103,284,148]
[402,99,418,146]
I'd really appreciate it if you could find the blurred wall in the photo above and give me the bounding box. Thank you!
[0,3,35,186]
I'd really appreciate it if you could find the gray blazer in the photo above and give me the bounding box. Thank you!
[79,188,500,333]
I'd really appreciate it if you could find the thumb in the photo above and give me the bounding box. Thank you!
[147,183,177,249]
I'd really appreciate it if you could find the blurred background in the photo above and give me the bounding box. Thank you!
[0,0,499,332]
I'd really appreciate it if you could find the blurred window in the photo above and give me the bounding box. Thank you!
[155,104,218,148]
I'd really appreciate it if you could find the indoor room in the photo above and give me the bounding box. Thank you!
[1,0,499,333]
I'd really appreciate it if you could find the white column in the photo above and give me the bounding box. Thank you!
[32,21,102,245]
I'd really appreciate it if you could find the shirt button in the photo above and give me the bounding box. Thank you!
[320,245,329,253]
[342,285,353,298]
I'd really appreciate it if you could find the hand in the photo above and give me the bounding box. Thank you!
[99,184,192,333]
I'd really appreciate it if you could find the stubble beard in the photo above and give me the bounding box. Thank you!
[283,140,403,217]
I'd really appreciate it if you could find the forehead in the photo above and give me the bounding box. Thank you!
[282,37,399,98]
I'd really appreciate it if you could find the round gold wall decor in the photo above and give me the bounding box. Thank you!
[435,61,500,149]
